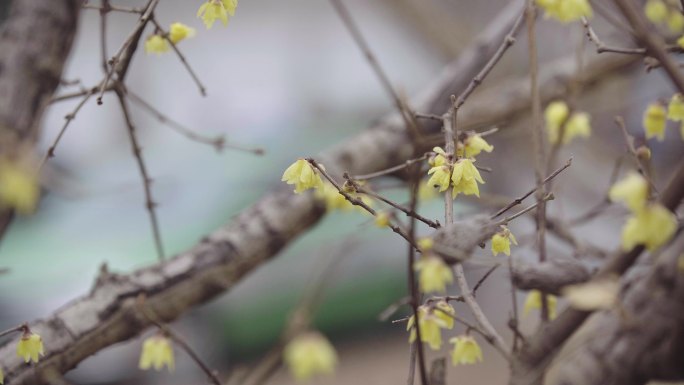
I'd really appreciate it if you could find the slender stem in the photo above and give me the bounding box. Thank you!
[138,303,223,385]
[353,153,429,180]
[115,86,165,261]
[526,0,550,322]
[0,323,26,339]
[492,158,572,218]
[150,17,207,96]
[351,182,440,228]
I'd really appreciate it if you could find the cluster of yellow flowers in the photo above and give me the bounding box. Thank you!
[146,22,197,54]
[643,95,684,140]
[0,159,39,215]
[139,335,175,372]
[426,134,492,198]
[644,0,684,34]
[406,302,484,366]
[536,0,593,23]
[609,172,676,251]
[282,159,324,194]
[283,331,337,381]
[145,1,238,55]
[544,101,592,145]
[490,225,518,257]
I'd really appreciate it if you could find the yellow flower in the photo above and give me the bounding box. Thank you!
[667,11,684,33]
[451,158,484,197]
[407,306,448,350]
[375,211,391,228]
[523,290,558,320]
[643,103,667,140]
[16,332,44,363]
[678,35,684,49]
[139,336,175,372]
[427,165,452,192]
[418,237,434,252]
[491,226,518,256]
[434,300,456,329]
[608,172,649,212]
[645,0,668,23]
[0,160,39,214]
[668,93,684,121]
[537,0,593,23]
[429,147,448,167]
[621,203,677,251]
[548,111,591,144]
[197,0,238,29]
[316,181,348,211]
[544,101,569,134]
[562,278,619,311]
[283,332,337,381]
[144,35,169,54]
[414,255,453,294]
[0,367,4,384]
[449,335,483,365]
[169,22,196,44]
[457,134,494,158]
[418,181,438,201]
[282,159,323,194]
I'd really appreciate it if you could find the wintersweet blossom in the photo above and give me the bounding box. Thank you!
[16,332,44,363]
[621,203,676,251]
[197,0,238,29]
[0,367,3,384]
[282,159,323,193]
[407,306,448,350]
[451,158,484,197]
[645,0,668,23]
[524,290,558,320]
[169,22,196,44]
[434,300,456,329]
[429,147,448,167]
[450,335,483,365]
[491,226,518,256]
[537,0,593,23]
[284,331,337,381]
[608,172,649,212]
[545,101,569,132]
[139,336,175,372]
[457,134,494,158]
[375,211,391,228]
[668,94,684,121]
[144,35,169,54]
[0,160,39,214]
[643,103,667,140]
[562,278,619,311]
[415,255,454,294]
[427,165,452,192]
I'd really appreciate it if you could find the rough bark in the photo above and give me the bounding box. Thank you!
[0,0,81,241]
[545,233,684,385]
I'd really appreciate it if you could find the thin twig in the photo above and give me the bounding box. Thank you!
[150,17,207,96]
[581,17,647,55]
[526,0,550,322]
[40,89,96,169]
[0,323,26,339]
[452,6,527,110]
[307,158,420,250]
[614,115,658,192]
[492,158,572,218]
[126,90,263,154]
[328,0,421,139]
[348,179,440,228]
[433,307,511,362]
[83,3,143,13]
[97,0,159,105]
[137,300,223,385]
[352,153,429,180]
[115,87,165,260]
[496,193,555,226]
